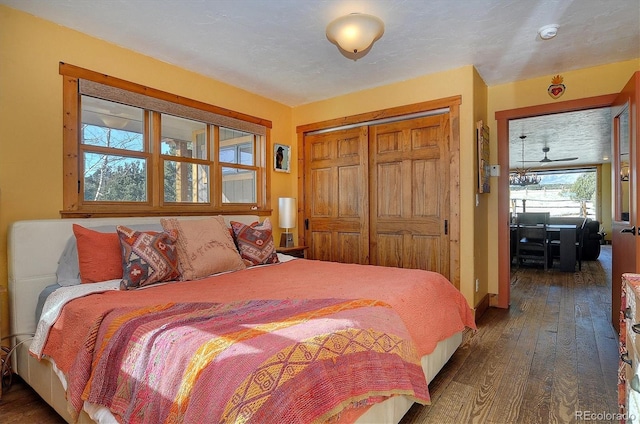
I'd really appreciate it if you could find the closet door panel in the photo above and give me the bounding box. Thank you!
[377,163,403,217]
[412,160,439,217]
[310,231,332,262]
[370,114,450,278]
[310,168,332,216]
[376,234,404,268]
[304,127,369,264]
[338,166,361,217]
[409,235,440,271]
[337,232,363,264]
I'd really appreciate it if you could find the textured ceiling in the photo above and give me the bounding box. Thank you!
[2,0,638,107]
[509,107,612,169]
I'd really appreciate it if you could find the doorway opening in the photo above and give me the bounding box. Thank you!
[495,94,618,308]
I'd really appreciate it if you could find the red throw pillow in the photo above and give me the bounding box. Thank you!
[72,224,123,284]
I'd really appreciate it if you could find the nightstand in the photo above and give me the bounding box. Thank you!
[276,246,308,258]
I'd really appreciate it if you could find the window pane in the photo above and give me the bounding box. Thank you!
[81,96,144,151]
[164,160,209,203]
[510,169,597,219]
[161,114,207,159]
[219,146,237,164]
[83,153,147,202]
[222,167,256,203]
[219,127,253,165]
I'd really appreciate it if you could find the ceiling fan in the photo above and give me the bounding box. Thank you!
[516,135,579,163]
[525,146,579,163]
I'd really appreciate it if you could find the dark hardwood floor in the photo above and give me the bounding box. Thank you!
[402,245,617,423]
[0,247,617,424]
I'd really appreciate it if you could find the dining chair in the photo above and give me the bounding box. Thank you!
[576,217,588,270]
[515,214,550,270]
[515,212,551,225]
[550,217,588,271]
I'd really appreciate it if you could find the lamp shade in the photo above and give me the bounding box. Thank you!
[278,197,297,229]
[326,13,384,54]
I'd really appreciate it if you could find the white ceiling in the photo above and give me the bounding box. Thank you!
[2,0,638,108]
[3,0,638,169]
[509,107,612,168]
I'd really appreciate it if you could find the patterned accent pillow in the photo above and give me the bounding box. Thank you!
[231,218,279,266]
[117,226,181,290]
[160,216,246,280]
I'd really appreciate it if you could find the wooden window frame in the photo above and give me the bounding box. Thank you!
[60,63,272,218]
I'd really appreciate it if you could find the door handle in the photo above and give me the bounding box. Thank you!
[621,226,636,235]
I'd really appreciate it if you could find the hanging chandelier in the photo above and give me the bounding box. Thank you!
[509,169,541,186]
[510,135,541,186]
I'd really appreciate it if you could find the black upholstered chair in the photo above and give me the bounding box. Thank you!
[582,220,603,260]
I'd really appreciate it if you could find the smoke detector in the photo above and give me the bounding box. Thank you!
[538,24,559,40]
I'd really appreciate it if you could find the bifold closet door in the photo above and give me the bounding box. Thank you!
[303,126,370,264]
[369,114,451,278]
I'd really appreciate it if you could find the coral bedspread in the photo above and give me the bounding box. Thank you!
[66,299,428,423]
[38,259,475,422]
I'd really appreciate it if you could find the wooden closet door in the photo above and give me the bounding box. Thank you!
[303,126,369,264]
[369,114,450,278]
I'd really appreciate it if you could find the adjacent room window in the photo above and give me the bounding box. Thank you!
[510,167,599,220]
[61,63,271,217]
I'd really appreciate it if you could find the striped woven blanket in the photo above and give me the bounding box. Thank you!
[66,298,429,423]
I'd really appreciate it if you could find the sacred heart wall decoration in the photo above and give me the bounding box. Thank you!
[548,74,566,99]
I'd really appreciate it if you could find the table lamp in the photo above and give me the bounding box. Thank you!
[278,197,296,247]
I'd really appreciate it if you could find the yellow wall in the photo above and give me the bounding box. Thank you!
[472,67,489,308]
[0,6,295,339]
[486,59,640,293]
[293,66,481,306]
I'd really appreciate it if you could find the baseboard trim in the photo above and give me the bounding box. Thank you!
[474,293,490,321]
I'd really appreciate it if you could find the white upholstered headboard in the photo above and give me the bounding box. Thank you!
[7,215,260,337]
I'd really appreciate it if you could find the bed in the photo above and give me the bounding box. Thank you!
[8,215,475,423]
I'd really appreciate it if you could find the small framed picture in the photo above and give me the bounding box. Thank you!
[274,143,290,173]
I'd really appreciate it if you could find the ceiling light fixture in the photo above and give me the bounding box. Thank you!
[510,135,541,186]
[538,24,559,40]
[326,13,384,58]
